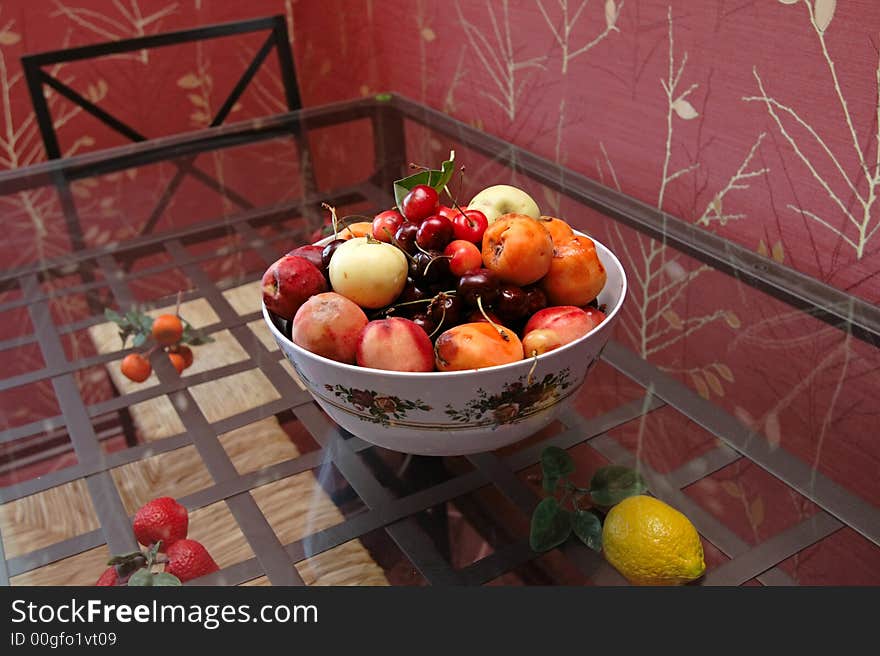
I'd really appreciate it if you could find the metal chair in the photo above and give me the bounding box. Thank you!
[20,15,308,247]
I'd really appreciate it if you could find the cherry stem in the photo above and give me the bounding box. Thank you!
[527,350,539,386]
[421,254,451,278]
[390,289,456,310]
[476,296,509,341]
[321,202,339,240]
[408,162,430,172]
[429,305,447,339]
[385,231,416,264]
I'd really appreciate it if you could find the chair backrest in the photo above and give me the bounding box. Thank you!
[21,15,301,159]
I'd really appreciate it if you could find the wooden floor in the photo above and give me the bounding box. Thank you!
[1,282,389,586]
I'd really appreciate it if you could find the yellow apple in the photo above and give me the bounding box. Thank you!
[467,184,541,224]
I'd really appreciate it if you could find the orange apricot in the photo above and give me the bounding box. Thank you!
[540,235,607,306]
[537,215,575,245]
[434,322,523,372]
[481,214,553,286]
[338,222,373,240]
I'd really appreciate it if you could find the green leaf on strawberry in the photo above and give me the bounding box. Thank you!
[152,572,182,586]
[127,568,153,586]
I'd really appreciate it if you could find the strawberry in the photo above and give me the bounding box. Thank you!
[164,539,219,583]
[132,497,188,552]
[95,566,119,586]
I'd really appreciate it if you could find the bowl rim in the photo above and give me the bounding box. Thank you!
[263,232,627,379]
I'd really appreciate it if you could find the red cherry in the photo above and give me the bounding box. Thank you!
[416,215,454,250]
[495,285,530,321]
[394,222,420,254]
[444,239,482,277]
[437,205,467,222]
[452,209,489,243]
[401,185,440,223]
[372,210,405,242]
[457,268,499,307]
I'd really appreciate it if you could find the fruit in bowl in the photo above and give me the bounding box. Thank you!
[261,152,626,455]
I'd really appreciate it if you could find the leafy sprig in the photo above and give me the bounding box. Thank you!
[529,446,648,553]
[393,150,457,211]
[104,306,214,348]
[107,542,182,587]
[104,307,153,348]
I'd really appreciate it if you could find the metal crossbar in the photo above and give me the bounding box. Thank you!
[0,98,876,587]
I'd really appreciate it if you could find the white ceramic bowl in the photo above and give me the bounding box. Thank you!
[263,234,627,456]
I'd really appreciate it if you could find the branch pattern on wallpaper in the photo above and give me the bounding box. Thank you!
[745,0,879,260]
[600,8,742,401]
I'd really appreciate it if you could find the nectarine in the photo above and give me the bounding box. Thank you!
[292,292,368,364]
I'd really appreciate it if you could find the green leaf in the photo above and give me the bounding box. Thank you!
[374,92,392,102]
[541,446,575,479]
[393,151,456,212]
[132,332,146,347]
[572,510,602,551]
[147,541,162,564]
[181,322,214,346]
[104,309,122,323]
[589,465,648,507]
[529,497,572,552]
[542,474,560,493]
[152,572,182,586]
[127,568,153,586]
[107,551,144,566]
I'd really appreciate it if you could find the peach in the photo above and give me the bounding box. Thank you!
[262,255,328,320]
[292,292,368,363]
[522,306,603,356]
[481,214,553,286]
[539,235,607,306]
[434,322,523,372]
[356,318,435,372]
[537,215,575,245]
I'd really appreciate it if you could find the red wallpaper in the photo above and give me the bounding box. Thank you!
[0,0,877,584]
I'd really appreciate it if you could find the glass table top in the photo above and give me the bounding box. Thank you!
[0,95,877,586]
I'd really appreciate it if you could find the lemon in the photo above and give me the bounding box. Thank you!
[602,495,705,586]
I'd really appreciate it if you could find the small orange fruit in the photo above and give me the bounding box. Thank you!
[168,352,187,374]
[174,345,194,369]
[152,314,184,346]
[121,353,152,382]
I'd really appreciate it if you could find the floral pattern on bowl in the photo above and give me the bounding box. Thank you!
[323,384,432,426]
[444,368,573,427]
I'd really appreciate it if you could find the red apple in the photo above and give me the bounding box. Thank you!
[292,292,368,363]
[286,244,325,270]
[356,318,435,371]
[522,306,603,356]
[262,255,327,320]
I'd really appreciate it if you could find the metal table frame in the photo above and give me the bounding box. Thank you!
[0,95,876,586]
